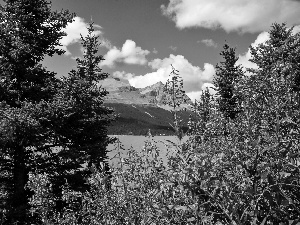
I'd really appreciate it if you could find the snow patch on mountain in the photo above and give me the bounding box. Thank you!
[145,111,154,118]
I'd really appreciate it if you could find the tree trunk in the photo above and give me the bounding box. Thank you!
[7,144,28,224]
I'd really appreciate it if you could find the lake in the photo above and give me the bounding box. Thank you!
[107,135,189,168]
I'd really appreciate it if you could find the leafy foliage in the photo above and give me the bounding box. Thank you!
[188,23,300,224]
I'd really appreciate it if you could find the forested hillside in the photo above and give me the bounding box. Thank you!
[106,103,190,135]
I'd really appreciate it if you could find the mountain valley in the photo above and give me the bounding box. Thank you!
[100,77,193,135]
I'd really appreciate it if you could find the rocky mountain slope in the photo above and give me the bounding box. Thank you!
[100,77,192,106]
[99,77,193,135]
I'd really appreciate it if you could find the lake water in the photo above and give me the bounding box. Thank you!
[107,135,189,168]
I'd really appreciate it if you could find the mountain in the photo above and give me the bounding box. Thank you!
[99,77,193,135]
[105,103,191,135]
[99,77,149,105]
[100,77,192,107]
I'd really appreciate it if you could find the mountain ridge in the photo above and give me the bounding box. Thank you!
[99,77,193,135]
[100,77,192,108]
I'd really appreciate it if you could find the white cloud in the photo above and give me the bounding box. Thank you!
[169,45,178,51]
[292,25,300,34]
[186,91,201,102]
[201,82,217,94]
[237,31,270,70]
[187,83,217,101]
[161,0,300,33]
[100,38,113,50]
[100,40,150,68]
[129,54,215,94]
[199,39,218,48]
[152,48,158,54]
[237,24,300,71]
[58,17,105,55]
[112,71,135,80]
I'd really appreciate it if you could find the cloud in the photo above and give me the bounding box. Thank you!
[161,0,300,33]
[58,17,107,55]
[129,54,215,95]
[237,31,270,70]
[237,25,300,71]
[100,39,113,50]
[169,45,178,51]
[100,40,150,68]
[152,48,158,54]
[112,71,135,80]
[186,83,217,101]
[199,39,218,48]
[292,25,300,34]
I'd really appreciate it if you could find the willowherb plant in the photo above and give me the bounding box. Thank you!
[27,132,210,224]
[163,65,188,141]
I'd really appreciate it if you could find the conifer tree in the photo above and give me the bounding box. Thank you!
[187,88,213,148]
[53,22,115,185]
[213,44,243,120]
[23,23,116,221]
[0,0,74,222]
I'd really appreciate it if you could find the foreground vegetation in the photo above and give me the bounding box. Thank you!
[23,23,300,224]
[1,0,300,224]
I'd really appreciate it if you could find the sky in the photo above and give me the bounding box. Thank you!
[4,0,300,101]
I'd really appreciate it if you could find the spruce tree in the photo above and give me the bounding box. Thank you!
[51,22,115,189]
[0,2,115,220]
[0,0,74,222]
[213,43,243,120]
[188,88,213,146]
[20,23,116,222]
